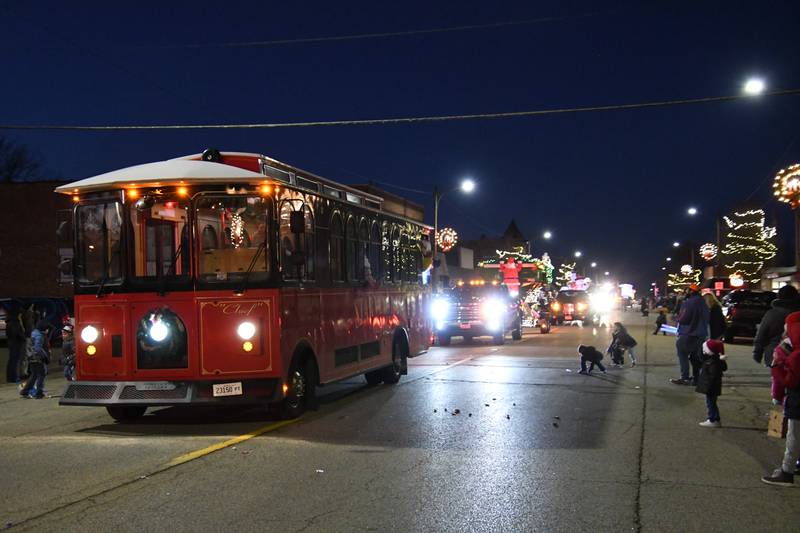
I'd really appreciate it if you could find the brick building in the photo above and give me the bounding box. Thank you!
[0,182,72,298]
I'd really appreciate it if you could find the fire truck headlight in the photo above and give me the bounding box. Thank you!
[81,325,99,344]
[237,321,256,340]
[431,299,450,321]
[482,299,505,318]
[149,320,169,342]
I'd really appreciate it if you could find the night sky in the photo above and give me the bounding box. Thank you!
[2,0,799,289]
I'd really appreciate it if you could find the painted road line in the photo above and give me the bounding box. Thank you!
[165,419,298,468]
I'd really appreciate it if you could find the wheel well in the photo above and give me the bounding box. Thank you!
[291,342,320,386]
[392,328,410,355]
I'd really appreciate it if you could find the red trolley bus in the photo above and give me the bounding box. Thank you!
[56,149,431,421]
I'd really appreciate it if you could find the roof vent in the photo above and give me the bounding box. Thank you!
[201,148,222,163]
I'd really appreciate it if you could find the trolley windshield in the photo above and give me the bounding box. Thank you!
[75,201,123,287]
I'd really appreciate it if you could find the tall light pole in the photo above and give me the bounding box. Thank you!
[432,178,475,292]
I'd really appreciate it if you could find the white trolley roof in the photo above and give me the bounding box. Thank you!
[54,159,266,194]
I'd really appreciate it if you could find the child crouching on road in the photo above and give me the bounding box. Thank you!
[695,339,727,428]
[578,345,606,375]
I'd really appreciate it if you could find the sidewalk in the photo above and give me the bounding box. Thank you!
[630,314,800,530]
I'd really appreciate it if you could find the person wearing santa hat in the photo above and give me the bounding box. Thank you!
[695,339,727,428]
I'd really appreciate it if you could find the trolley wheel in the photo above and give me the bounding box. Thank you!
[492,333,505,346]
[438,334,451,346]
[364,369,383,386]
[106,405,147,422]
[281,358,314,419]
[381,339,405,385]
[512,327,522,341]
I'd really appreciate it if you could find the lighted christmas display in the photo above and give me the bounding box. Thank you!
[556,262,576,288]
[720,209,777,283]
[436,227,458,252]
[230,213,245,248]
[667,267,702,290]
[680,264,693,275]
[699,243,718,261]
[478,247,554,297]
[773,163,800,208]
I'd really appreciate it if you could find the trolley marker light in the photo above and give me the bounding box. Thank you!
[149,319,169,342]
[242,341,254,352]
[81,325,99,344]
[86,345,97,356]
[237,321,257,340]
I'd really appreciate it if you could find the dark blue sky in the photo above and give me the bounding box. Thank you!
[2,0,799,288]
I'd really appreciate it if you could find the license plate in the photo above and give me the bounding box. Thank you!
[212,382,243,397]
[459,323,471,329]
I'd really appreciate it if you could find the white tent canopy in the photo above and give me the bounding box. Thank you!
[55,159,266,194]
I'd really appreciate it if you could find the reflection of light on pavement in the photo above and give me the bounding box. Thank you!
[592,328,598,336]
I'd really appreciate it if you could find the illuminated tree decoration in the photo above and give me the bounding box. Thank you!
[699,243,718,262]
[436,227,458,252]
[667,268,702,290]
[231,213,245,248]
[556,262,576,288]
[680,264,693,275]
[720,209,777,283]
[773,163,800,208]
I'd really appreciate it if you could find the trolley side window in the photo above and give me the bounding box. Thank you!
[75,202,123,286]
[195,196,270,282]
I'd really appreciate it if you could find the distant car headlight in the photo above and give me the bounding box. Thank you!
[80,325,99,344]
[149,320,169,342]
[482,298,505,318]
[237,321,256,340]
[551,302,561,312]
[431,299,450,321]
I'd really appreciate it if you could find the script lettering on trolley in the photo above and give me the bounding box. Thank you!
[221,302,262,316]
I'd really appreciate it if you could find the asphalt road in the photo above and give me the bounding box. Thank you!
[2,314,799,532]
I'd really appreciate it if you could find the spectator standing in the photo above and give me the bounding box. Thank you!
[19,320,51,399]
[753,285,800,367]
[5,308,26,383]
[695,339,727,427]
[703,292,726,341]
[670,284,710,386]
[762,311,800,486]
[60,325,76,381]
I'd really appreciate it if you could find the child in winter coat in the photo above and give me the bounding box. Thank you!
[695,339,727,427]
[654,310,667,335]
[60,325,76,381]
[763,311,800,486]
[19,320,51,399]
[609,322,638,367]
[577,345,606,375]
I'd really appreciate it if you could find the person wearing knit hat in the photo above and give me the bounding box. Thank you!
[753,284,800,367]
[695,339,727,427]
[670,284,710,386]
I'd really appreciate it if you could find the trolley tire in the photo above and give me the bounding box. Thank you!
[106,405,147,422]
[381,339,405,385]
[492,334,505,346]
[438,335,451,346]
[364,369,383,386]
[281,357,314,419]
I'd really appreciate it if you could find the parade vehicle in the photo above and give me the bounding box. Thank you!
[720,289,776,343]
[56,149,432,421]
[431,279,522,345]
[551,289,591,325]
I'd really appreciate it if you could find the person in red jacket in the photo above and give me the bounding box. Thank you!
[762,311,800,486]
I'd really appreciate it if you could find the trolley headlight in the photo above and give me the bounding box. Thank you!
[80,325,99,344]
[149,319,169,342]
[237,321,256,340]
[431,299,450,321]
[482,298,505,318]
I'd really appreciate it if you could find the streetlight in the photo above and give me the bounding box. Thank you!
[666,257,672,262]
[673,241,680,248]
[743,77,765,96]
[687,207,698,216]
[432,178,475,291]
[543,230,552,240]
[604,271,610,276]
[590,262,597,268]
[574,251,582,258]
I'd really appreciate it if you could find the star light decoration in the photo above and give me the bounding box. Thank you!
[774,164,800,208]
[699,243,718,262]
[436,227,458,252]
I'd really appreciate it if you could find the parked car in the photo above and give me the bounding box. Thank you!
[721,289,776,342]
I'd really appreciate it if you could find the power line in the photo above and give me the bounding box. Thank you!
[1,89,798,132]
[131,13,598,50]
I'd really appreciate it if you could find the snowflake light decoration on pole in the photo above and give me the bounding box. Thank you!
[774,163,800,207]
[436,227,458,252]
[720,209,777,283]
[699,243,718,262]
